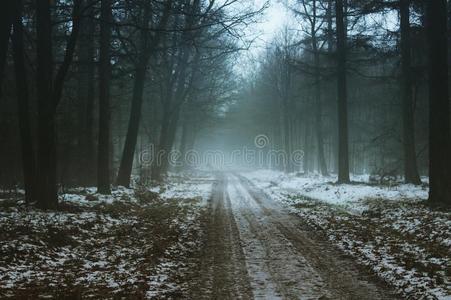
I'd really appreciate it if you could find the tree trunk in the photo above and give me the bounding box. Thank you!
[116,64,146,187]
[97,0,112,194]
[36,0,58,209]
[335,0,350,183]
[400,0,421,184]
[116,4,151,187]
[0,0,14,99]
[303,114,311,174]
[117,1,173,186]
[313,38,329,176]
[160,108,181,175]
[327,0,338,174]
[77,0,96,186]
[283,53,293,173]
[427,0,451,205]
[35,0,81,208]
[176,118,189,172]
[12,0,36,203]
[152,110,171,181]
[283,104,292,173]
[153,60,191,180]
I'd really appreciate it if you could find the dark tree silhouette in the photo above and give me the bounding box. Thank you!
[12,0,36,203]
[97,0,113,194]
[0,1,14,98]
[35,0,81,208]
[77,0,96,186]
[426,0,451,205]
[336,0,350,183]
[400,0,421,185]
[117,0,173,187]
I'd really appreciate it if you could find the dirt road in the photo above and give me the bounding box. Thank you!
[190,174,398,299]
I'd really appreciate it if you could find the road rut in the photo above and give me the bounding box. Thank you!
[191,173,398,299]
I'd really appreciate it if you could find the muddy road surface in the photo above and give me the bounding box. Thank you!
[190,173,398,300]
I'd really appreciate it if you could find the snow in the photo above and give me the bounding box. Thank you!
[153,182,212,204]
[241,169,451,300]
[0,174,213,299]
[1,170,449,298]
[60,186,137,206]
[243,170,428,213]
[227,175,329,299]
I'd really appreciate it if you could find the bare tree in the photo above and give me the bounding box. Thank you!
[294,0,330,176]
[117,0,173,187]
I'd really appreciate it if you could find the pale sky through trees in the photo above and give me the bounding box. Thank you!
[253,0,287,44]
[239,0,398,75]
[236,0,289,75]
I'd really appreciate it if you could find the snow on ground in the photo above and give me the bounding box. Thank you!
[242,170,451,300]
[149,172,214,204]
[244,170,428,213]
[0,174,213,299]
[59,186,137,206]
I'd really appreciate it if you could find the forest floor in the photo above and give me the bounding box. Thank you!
[0,174,213,298]
[0,171,449,299]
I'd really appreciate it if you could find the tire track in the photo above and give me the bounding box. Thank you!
[192,173,398,299]
[237,174,399,300]
[191,175,253,299]
[227,175,330,299]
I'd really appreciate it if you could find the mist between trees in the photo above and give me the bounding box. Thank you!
[0,0,450,209]
[136,137,305,170]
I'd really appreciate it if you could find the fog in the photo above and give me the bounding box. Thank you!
[1,0,451,297]
[1,0,447,194]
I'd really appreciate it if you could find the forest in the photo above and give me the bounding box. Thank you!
[0,0,450,298]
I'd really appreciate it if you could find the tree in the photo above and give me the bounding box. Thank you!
[272,30,296,173]
[426,0,451,205]
[35,0,81,209]
[97,0,112,194]
[12,0,36,203]
[35,0,56,208]
[77,0,96,186]
[281,36,295,173]
[116,0,173,187]
[336,0,350,183]
[400,0,421,184]
[151,0,201,181]
[295,0,330,176]
[0,1,15,99]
